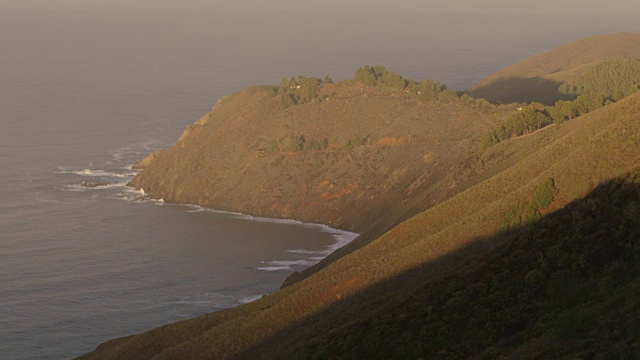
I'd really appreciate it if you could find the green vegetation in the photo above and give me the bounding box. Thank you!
[354,65,406,88]
[264,134,373,153]
[286,135,305,152]
[298,76,323,104]
[500,178,557,231]
[483,59,640,148]
[343,136,369,152]
[265,86,278,98]
[278,93,297,109]
[546,58,640,123]
[412,79,449,100]
[306,138,329,150]
[353,65,453,101]
[482,107,552,147]
[273,75,326,108]
[264,135,330,153]
[271,65,458,111]
[559,59,640,100]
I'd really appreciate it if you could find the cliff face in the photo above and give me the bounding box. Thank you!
[129,82,511,243]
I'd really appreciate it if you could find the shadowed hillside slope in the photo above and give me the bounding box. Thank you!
[468,32,640,104]
[79,84,640,360]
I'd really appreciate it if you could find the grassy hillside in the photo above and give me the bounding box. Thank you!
[79,77,640,360]
[468,32,640,104]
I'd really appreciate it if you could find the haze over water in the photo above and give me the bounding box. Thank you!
[1,2,638,359]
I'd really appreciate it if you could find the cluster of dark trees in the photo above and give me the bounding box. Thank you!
[354,65,406,88]
[483,58,640,149]
[265,134,372,153]
[353,65,455,101]
[268,65,460,110]
[500,178,558,232]
[266,135,329,153]
[266,75,334,109]
[343,136,370,152]
[482,107,553,147]
[559,58,640,100]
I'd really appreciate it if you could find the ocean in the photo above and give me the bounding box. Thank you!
[1,6,637,360]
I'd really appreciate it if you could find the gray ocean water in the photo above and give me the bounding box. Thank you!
[1,7,638,360]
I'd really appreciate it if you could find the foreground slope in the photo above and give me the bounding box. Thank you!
[468,32,640,104]
[80,83,640,360]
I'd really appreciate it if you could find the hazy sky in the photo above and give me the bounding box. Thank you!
[1,0,639,94]
[2,0,639,17]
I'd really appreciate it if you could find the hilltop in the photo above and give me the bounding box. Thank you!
[80,34,640,359]
[468,32,640,104]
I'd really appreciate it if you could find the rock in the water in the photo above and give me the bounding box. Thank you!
[80,180,112,188]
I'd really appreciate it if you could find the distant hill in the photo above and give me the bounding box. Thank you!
[468,32,640,104]
[79,64,640,360]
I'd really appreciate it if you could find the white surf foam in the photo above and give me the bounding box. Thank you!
[326,230,359,253]
[57,168,140,181]
[256,266,293,272]
[238,295,263,304]
[286,249,326,255]
[60,185,88,192]
[262,259,317,267]
[236,215,304,226]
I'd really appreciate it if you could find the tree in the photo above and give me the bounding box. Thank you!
[354,66,377,87]
[280,76,297,89]
[299,77,322,103]
[412,80,445,100]
[265,86,278,98]
[279,93,296,109]
[286,135,305,152]
[482,107,551,147]
[378,70,406,89]
[558,58,640,101]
